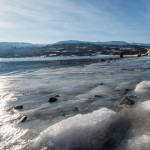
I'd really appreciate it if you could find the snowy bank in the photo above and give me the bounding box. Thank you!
[31,108,128,150]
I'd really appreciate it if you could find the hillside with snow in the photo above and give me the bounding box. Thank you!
[0,41,149,58]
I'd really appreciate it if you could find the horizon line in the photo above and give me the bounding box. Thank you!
[0,40,150,45]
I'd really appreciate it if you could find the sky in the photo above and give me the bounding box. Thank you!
[0,0,150,44]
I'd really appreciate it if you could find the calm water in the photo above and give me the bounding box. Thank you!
[0,56,150,150]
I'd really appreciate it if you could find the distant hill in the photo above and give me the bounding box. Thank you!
[131,42,150,46]
[55,40,128,46]
[0,42,40,49]
[100,41,128,45]
[0,41,149,58]
[56,40,150,46]
[56,40,87,44]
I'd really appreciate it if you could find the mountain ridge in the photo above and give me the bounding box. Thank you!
[0,40,150,47]
[54,40,150,46]
[0,40,148,58]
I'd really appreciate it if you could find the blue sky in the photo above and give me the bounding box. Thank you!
[0,0,150,43]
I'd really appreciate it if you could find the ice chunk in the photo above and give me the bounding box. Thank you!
[31,108,128,150]
[135,81,150,94]
[140,100,150,111]
[117,134,150,150]
[117,100,150,150]
[127,134,150,150]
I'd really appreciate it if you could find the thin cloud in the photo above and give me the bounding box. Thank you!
[0,0,149,43]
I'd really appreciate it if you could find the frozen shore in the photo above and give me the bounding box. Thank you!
[0,55,150,149]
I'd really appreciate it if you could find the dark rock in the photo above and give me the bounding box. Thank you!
[19,116,27,122]
[74,106,79,111]
[123,89,131,94]
[137,53,141,57]
[101,59,106,62]
[48,97,57,103]
[120,96,135,106]
[14,105,23,110]
[94,95,102,98]
[55,95,60,98]
[99,83,104,85]
[119,52,123,58]
[124,89,130,92]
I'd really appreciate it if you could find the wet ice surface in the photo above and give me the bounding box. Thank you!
[0,56,150,149]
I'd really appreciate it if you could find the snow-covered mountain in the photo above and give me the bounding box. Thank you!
[100,41,128,45]
[0,41,149,49]
[56,40,87,44]
[0,42,39,49]
[55,40,128,45]
[55,40,150,46]
[0,41,149,58]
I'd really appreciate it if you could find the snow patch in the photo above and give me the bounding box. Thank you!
[31,108,127,150]
[127,134,150,150]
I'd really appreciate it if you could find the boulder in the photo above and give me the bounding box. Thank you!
[14,105,23,110]
[120,96,135,106]
[48,97,57,103]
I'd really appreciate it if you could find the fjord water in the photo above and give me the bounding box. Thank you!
[0,56,150,150]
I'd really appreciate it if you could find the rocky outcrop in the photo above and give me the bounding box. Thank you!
[120,96,135,106]
[14,105,23,110]
[48,97,57,103]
